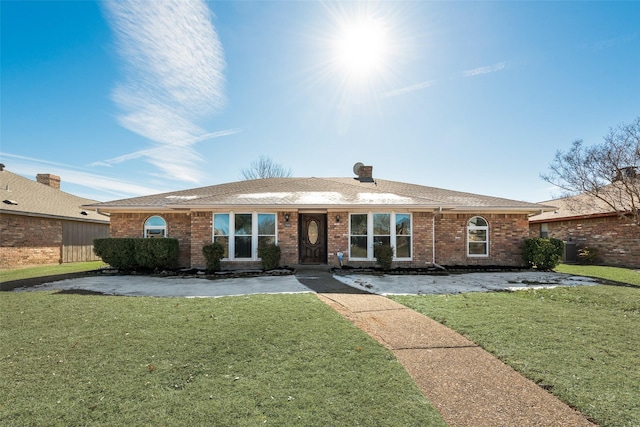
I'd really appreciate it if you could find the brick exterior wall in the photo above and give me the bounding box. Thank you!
[108,210,531,269]
[190,211,212,268]
[278,211,299,265]
[435,213,530,267]
[529,216,640,268]
[327,211,348,267]
[110,212,192,267]
[0,213,62,268]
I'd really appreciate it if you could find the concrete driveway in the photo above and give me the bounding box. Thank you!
[12,269,601,297]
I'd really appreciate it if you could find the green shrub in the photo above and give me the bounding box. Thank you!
[374,244,394,271]
[202,242,225,272]
[93,238,137,270]
[522,237,564,270]
[134,238,179,270]
[258,243,281,270]
[549,237,564,256]
[577,246,600,265]
[94,238,180,271]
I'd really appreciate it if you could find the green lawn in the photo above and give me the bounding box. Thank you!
[0,261,106,283]
[555,263,640,287]
[0,292,445,426]
[391,285,640,427]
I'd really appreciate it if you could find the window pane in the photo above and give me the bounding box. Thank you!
[258,214,275,235]
[146,229,165,238]
[235,236,252,258]
[350,236,367,258]
[373,214,390,235]
[396,214,411,235]
[145,216,166,227]
[469,242,487,255]
[214,236,229,258]
[374,236,390,247]
[396,236,411,258]
[235,214,252,235]
[469,217,487,227]
[469,230,487,242]
[350,214,367,235]
[214,214,229,236]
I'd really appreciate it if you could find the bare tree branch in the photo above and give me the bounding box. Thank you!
[541,117,640,224]
[240,155,293,180]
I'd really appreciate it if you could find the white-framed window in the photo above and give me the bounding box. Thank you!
[144,215,167,238]
[213,212,277,260]
[213,214,230,258]
[467,216,489,257]
[349,212,412,260]
[540,223,549,238]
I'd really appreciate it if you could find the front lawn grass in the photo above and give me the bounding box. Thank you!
[0,261,106,283]
[391,285,640,427]
[555,263,640,287]
[0,292,445,426]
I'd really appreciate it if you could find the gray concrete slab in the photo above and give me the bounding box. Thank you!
[333,271,601,295]
[12,274,314,298]
[11,270,602,297]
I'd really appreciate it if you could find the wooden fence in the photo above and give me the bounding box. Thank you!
[62,220,110,263]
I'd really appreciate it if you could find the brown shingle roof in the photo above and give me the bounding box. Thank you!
[86,177,550,213]
[530,184,637,223]
[0,170,109,223]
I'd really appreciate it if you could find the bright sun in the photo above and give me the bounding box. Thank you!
[333,17,389,81]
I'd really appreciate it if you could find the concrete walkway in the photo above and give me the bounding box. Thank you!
[318,291,595,426]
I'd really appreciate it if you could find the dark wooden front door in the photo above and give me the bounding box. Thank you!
[299,214,327,264]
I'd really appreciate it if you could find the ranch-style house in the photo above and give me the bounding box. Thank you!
[85,165,554,270]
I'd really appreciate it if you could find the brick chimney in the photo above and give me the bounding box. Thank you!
[356,165,374,182]
[37,174,61,190]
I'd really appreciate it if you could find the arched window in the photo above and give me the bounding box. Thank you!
[144,215,167,238]
[467,216,488,257]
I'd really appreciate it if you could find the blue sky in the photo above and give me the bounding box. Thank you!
[2,1,639,202]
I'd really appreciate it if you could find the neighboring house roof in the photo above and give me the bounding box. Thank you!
[530,192,623,223]
[0,169,109,223]
[85,176,552,214]
[530,181,640,223]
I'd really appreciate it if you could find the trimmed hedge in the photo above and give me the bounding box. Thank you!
[94,238,137,270]
[134,238,179,270]
[94,238,179,271]
[522,237,564,271]
[374,244,394,271]
[258,243,281,271]
[202,242,225,272]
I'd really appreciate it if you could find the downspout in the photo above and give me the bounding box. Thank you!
[433,207,443,264]
[432,207,445,270]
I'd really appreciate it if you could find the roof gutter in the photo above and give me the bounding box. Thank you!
[0,209,110,224]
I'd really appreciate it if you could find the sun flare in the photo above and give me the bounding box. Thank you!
[333,17,389,80]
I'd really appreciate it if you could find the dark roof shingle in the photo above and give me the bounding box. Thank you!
[86,177,549,213]
[0,170,109,223]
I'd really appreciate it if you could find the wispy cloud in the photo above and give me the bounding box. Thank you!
[102,0,226,183]
[92,128,241,167]
[383,60,509,100]
[0,152,163,199]
[587,33,636,51]
[382,80,435,98]
[464,61,507,77]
